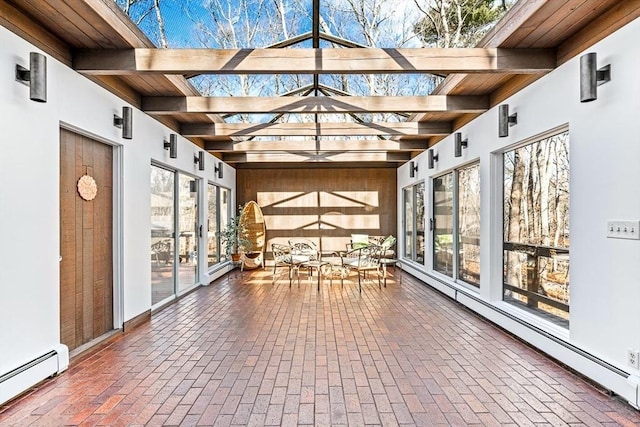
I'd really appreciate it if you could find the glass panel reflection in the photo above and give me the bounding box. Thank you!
[178,175,198,292]
[151,165,175,305]
[207,183,218,267]
[458,163,480,286]
[433,173,454,276]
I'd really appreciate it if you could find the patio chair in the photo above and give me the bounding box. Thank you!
[340,244,384,293]
[288,239,319,260]
[288,238,320,278]
[271,243,302,287]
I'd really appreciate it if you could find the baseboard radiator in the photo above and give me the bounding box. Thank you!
[400,262,640,410]
[0,344,69,405]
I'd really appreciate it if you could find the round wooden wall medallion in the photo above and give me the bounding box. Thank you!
[77,174,98,201]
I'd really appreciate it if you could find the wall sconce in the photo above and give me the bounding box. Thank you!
[163,133,177,158]
[215,162,224,179]
[498,104,517,138]
[189,180,198,194]
[580,52,611,102]
[428,149,439,169]
[409,161,418,178]
[454,132,468,157]
[15,52,47,103]
[113,106,133,139]
[194,150,205,171]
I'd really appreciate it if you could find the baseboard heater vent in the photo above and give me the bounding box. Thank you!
[0,345,69,405]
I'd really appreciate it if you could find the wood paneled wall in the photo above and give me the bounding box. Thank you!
[237,168,397,254]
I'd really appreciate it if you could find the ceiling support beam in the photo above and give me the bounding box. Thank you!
[142,95,488,114]
[182,121,451,137]
[73,47,556,75]
[221,151,412,163]
[205,139,428,152]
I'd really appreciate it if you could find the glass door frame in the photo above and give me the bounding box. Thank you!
[177,173,200,295]
[402,181,425,265]
[151,162,177,308]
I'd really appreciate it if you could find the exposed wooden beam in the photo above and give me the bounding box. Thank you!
[182,121,451,137]
[265,32,312,48]
[205,139,428,152]
[221,151,412,163]
[142,95,488,114]
[73,48,556,75]
[319,32,369,49]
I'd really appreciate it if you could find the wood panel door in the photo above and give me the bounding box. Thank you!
[60,128,113,351]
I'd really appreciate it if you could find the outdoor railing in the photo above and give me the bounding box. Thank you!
[503,241,570,315]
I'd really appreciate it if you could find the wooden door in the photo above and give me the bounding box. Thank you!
[60,128,113,351]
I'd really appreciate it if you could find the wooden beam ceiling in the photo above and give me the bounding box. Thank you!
[73,47,556,75]
[181,121,451,138]
[6,0,633,167]
[142,95,489,114]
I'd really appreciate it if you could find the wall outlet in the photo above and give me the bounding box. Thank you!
[607,220,640,240]
[628,349,640,369]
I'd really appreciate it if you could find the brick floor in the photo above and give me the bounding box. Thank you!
[1,268,639,426]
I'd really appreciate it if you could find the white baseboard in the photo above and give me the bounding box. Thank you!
[0,344,69,405]
[400,262,639,409]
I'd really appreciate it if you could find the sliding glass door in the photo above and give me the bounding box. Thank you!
[151,165,176,305]
[178,175,199,293]
[151,165,201,306]
[207,183,219,267]
[432,163,481,287]
[403,182,425,264]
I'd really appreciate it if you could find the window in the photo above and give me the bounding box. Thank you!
[503,130,570,326]
[458,163,480,286]
[432,162,481,287]
[433,173,453,276]
[403,182,425,264]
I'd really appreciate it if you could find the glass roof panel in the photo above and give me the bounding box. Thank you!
[112,0,508,124]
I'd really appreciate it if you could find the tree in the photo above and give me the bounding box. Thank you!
[115,0,168,48]
[412,0,512,48]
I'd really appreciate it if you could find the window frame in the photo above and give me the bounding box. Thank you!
[430,160,481,290]
[499,125,570,326]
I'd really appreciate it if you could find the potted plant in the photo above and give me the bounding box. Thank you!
[219,206,251,262]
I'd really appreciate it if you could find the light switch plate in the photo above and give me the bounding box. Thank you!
[607,220,640,240]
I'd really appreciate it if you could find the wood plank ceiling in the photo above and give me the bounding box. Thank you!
[3,0,639,168]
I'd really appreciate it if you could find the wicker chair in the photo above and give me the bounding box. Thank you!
[239,201,266,270]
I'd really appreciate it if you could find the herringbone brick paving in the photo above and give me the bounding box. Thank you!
[1,268,639,426]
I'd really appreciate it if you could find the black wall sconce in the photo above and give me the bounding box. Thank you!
[189,180,198,194]
[580,52,611,102]
[215,162,224,179]
[163,133,177,158]
[194,150,205,171]
[498,104,517,138]
[428,149,439,169]
[454,132,468,157]
[113,106,133,139]
[15,52,47,103]
[409,161,418,178]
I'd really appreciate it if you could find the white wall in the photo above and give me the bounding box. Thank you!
[398,18,640,400]
[0,25,235,384]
